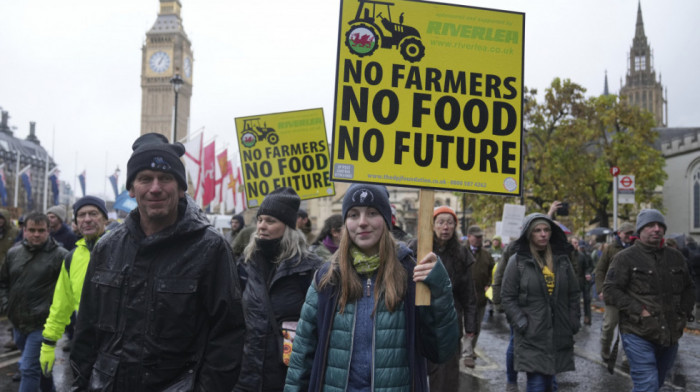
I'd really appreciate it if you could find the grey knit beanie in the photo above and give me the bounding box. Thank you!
[46,205,66,223]
[635,209,666,233]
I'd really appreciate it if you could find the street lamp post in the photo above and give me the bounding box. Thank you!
[170,74,184,143]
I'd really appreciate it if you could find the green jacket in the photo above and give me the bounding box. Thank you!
[285,253,459,392]
[603,241,695,347]
[42,235,102,342]
[470,247,495,307]
[501,213,580,376]
[594,238,626,296]
[0,238,68,333]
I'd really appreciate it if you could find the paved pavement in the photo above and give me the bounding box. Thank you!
[1,300,699,391]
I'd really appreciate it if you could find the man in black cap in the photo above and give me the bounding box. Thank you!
[604,209,694,391]
[70,133,246,390]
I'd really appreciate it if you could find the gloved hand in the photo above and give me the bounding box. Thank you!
[39,343,56,376]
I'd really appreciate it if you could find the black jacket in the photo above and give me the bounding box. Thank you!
[70,196,246,391]
[235,246,322,392]
[51,222,78,251]
[0,237,67,333]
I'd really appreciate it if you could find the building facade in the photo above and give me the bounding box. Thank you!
[140,0,193,143]
[0,111,61,218]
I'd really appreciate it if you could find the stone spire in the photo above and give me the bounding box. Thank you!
[603,70,609,96]
[633,1,647,50]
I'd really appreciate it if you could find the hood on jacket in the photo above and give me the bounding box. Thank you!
[514,213,573,257]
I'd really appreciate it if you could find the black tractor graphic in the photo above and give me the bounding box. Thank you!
[345,0,425,63]
[240,118,279,148]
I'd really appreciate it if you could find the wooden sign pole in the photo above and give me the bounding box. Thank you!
[415,189,434,306]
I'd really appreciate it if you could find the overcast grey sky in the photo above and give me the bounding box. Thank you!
[1,0,697,200]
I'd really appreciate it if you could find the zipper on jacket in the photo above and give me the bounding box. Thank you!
[365,277,371,297]
[344,303,358,391]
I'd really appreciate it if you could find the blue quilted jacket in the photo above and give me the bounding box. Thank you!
[284,245,459,392]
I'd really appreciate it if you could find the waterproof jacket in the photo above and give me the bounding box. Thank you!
[409,236,477,335]
[235,247,323,392]
[70,196,246,391]
[469,247,495,307]
[284,245,460,392]
[43,234,103,343]
[0,237,68,334]
[501,213,580,376]
[603,240,694,347]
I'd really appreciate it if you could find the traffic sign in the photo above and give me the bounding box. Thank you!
[619,175,635,189]
[618,174,635,204]
[610,166,620,176]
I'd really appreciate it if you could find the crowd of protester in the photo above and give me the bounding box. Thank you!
[0,135,696,392]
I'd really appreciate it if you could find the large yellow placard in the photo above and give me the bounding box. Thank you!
[235,108,335,207]
[331,0,524,195]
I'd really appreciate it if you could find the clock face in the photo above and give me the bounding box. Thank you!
[149,51,171,73]
[184,57,192,78]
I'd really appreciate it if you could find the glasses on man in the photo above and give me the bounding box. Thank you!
[434,220,455,228]
[623,231,634,236]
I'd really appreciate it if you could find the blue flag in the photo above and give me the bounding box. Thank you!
[49,173,60,205]
[78,171,86,197]
[21,172,33,210]
[0,168,7,206]
[114,190,137,213]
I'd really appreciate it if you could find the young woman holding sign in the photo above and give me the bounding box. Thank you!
[284,183,459,392]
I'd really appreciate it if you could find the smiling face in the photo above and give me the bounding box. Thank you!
[529,222,552,251]
[129,170,185,234]
[345,206,385,254]
[257,215,286,240]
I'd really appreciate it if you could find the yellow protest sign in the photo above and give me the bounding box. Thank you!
[235,108,335,207]
[331,0,524,196]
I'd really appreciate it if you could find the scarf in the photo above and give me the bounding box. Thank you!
[322,235,339,254]
[256,237,282,262]
[350,246,381,275]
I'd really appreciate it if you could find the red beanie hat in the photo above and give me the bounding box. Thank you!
[433,206,458,222]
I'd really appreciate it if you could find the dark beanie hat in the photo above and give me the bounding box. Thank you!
[257,187,300,228]
[342,183,392,228]
[73,196,108,222]
[126,133,187,191]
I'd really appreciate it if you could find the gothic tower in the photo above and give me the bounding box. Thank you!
[140,0,193,142]
[619,2,667,127]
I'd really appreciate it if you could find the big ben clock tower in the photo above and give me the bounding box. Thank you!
[140,0,193,142]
